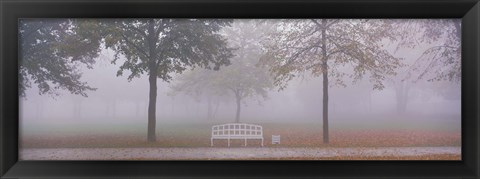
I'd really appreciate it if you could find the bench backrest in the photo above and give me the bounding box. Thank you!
[212,123,263,137]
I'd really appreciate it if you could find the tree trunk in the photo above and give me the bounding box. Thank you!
[73,100,82,119]
[73,102,78,119]
[213,100,220,120]
[395,81,409,114]
[207,95,213,120]
[171,97,175,115]
[77,101,82,119]
[395,86,404,114]
[321,19,329,144]
[106,100,115,118]
[112,100,116,118]
[235,93,241,123]
[147,72,157,142]
[135,102,140,117]
[322,67,329,144]
[368,90,372,113]
[105,103,109,117]
[147,19,158,142]
[36,101,41,120]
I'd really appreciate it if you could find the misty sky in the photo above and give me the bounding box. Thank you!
[19,19,461,130]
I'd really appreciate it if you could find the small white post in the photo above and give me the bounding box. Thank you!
[272,135,280,144]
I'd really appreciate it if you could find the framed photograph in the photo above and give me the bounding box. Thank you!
[1,0,479,178]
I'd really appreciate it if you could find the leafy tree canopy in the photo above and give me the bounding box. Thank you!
[19,19,101,97]
[395,19,461,82]
[260,19,403,91]
[81,19,234,82]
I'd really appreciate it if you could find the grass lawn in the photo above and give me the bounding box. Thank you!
[20,118,461,148]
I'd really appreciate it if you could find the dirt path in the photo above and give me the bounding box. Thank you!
[20,147,461,160]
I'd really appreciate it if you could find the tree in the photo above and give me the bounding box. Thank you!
[170,20,273,123]
[169,69,228,120]
[260,19,402,143]
[19,19,101,98]
[405,20,461,82]
[388,19,461,114]
[85,19,234,142]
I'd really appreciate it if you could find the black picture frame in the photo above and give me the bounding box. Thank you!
[1,0,479,178]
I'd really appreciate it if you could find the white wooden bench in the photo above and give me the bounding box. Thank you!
[211,123,264,147]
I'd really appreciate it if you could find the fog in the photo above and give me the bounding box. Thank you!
[19,19,461,132]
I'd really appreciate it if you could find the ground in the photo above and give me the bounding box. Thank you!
[20,147,460,160]
[20,119,461,160]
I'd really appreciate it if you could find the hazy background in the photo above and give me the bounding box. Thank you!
[19,19,461,137]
